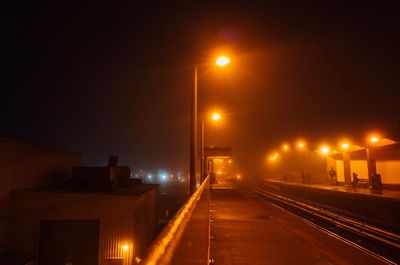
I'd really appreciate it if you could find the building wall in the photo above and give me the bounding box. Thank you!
[0,138,80,251]
[9,189,158,265]
[332,159,368,183]
[335,160,344,182]
[334,159,399,184]
[350,160,369,180]
[377,160,400,184]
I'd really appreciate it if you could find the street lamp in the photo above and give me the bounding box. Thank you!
[341,143,350,150]
[190,56,230,194]
[320,146,330,155]
[212,112,221,121]
[281,144,289,151]
[369,136,380,143]
[215,56,230,67]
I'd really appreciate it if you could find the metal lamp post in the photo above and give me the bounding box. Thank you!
[190,56,230,194]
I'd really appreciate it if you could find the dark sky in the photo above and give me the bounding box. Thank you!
[4,1,400,175]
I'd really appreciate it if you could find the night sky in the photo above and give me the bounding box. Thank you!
[4,1,400,176]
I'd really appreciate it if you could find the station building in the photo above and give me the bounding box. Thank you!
[0,137,158,265]
[269,138,400,189]
[327,142,400,189]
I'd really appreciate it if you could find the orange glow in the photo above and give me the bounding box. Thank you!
[268,152,280,162]
[215,55,230,67]
[370,136,379,143]
[236,174,241,180]
[297,142,305,149]
[320,146,330,155]
[212,112,221,121]
[282,144,289,151]
[341,143,350,150]
[122,244,129,251]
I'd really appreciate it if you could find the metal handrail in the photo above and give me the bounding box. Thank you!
[140,176,209,265]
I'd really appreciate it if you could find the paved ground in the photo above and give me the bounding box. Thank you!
[209,177,388,265]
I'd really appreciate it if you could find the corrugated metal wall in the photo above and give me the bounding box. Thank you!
[10,188,158,265]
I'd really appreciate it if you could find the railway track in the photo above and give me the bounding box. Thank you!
[248,186,400,264]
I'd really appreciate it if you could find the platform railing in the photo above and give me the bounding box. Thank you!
[140,176,210,265]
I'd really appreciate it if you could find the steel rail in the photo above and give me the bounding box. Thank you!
[248,186,400,264]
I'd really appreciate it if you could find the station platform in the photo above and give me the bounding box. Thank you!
[264,179,400,200]
[209,178,387,265]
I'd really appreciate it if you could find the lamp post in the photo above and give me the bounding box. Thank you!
[340,142,352,186]
[366,135,379,186]
[200,112,221,183]
[189,66,198,194]
[190,56,230,194]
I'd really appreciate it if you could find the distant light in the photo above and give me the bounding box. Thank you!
[282,144,289,151]
[370,136,379,143]
[215,55,230,67]
[159,171,168,182]
[122,244,129,251]
[228,159,232,164]
[147,174,152,180]
[212,112,221,121]
[320,146,330,155]
[297,142,305,149]
[341,143,350,150]
[236,174,241,180]
[268,154,278,162]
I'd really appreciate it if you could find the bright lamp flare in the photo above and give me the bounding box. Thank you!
[320,146,330,155]
[215,56,230,67]
[370,136,379,143]
[341,143,350,150]
[212,112,221,121]
[122,244,129,251]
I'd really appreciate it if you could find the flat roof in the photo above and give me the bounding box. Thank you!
[24,183,159,197]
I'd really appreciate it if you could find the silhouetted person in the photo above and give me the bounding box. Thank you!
[283,174,288,182]
[300,171,306,184]
[352,172,359,188]
[328,167,337,185]
[305,171,311,184]
[210,172,216,184]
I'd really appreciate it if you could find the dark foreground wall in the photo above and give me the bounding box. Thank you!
[261,180,400,231]
[0,137,81,251]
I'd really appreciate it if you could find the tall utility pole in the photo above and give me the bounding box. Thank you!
[190,66,198,194]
